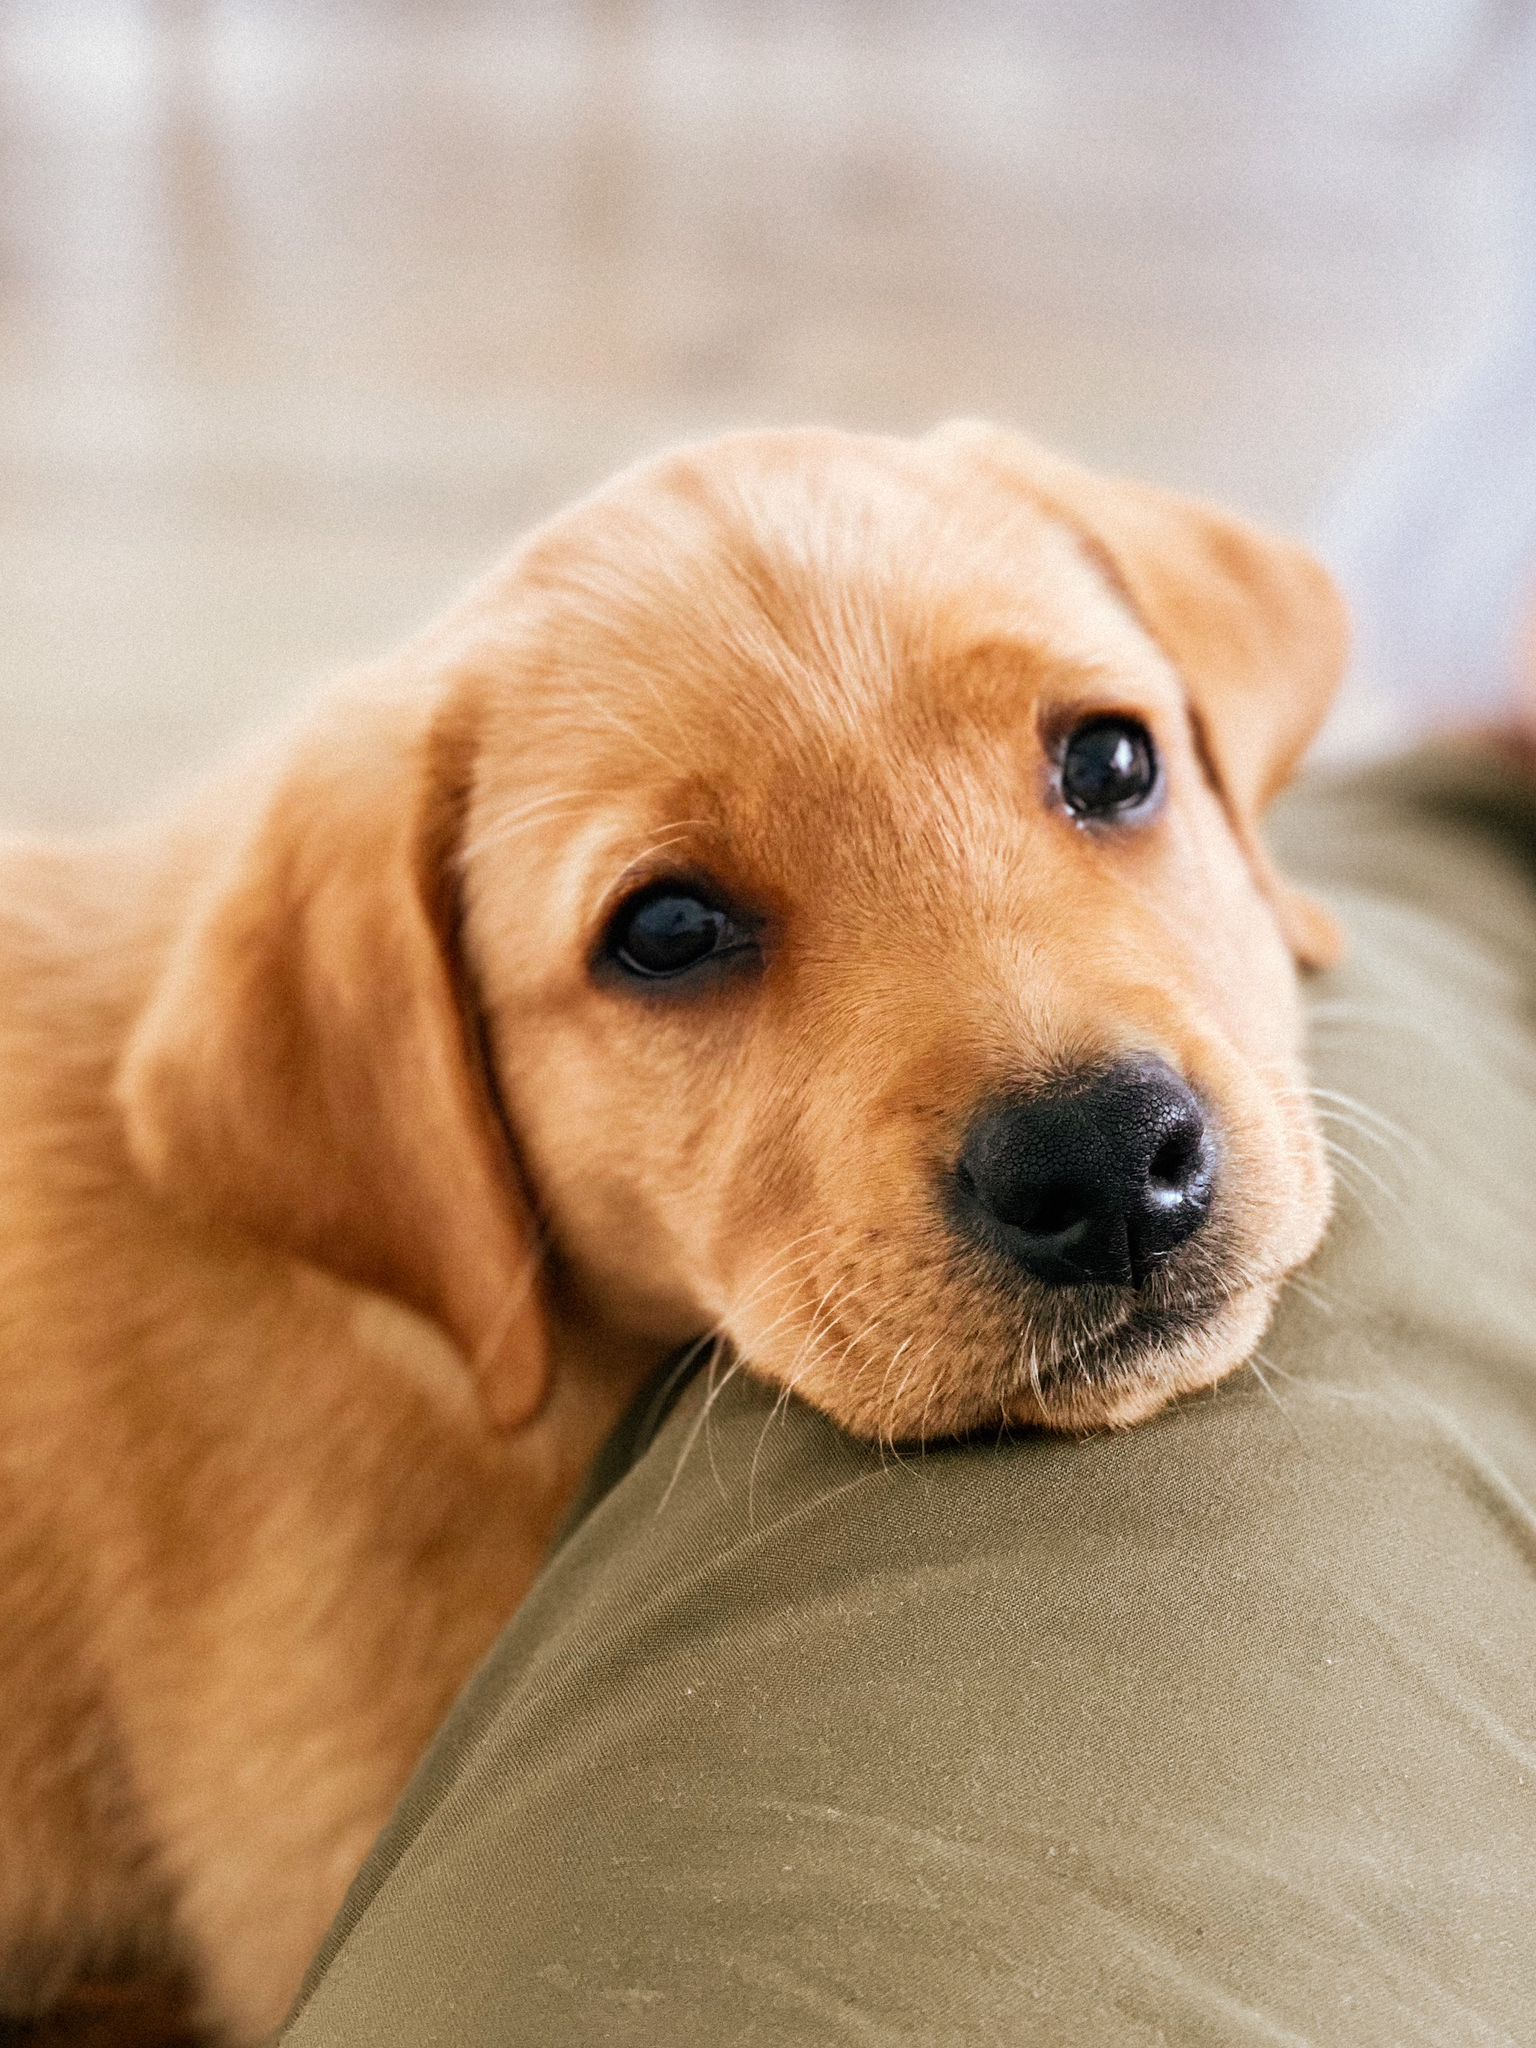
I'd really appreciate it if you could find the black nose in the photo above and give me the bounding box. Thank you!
[952,1057,1215,1288]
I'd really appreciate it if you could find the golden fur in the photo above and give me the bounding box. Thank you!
[0,424,1345,2038]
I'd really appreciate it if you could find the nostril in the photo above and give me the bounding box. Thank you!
[1014,1182,1091,1240]
[1148,1127,1203,1196]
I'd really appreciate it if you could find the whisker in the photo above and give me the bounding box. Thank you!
[656,1336,740,1514]
[653,1332,731,1514]
[874,1335,921,1467]
[1245,1349,1301,1437]
[1322,1134,1407,1218]
[1313,1106,1411,1174]
[1283,1270,1336,1318]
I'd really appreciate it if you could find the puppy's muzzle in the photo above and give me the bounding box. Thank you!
[952,1057,1215,1289]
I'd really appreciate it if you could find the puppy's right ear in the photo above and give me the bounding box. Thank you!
[117,679,549,1430]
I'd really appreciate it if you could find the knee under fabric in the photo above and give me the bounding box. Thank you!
[283,747,1536,2048]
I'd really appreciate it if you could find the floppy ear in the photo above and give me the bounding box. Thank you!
[118,678,549,1430]
[938,422,1349,970]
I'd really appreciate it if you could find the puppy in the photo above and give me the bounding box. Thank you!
[0,424,1344,2040]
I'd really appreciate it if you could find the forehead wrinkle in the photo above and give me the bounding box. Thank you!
[647,478,933,750]
[510,564,903,785]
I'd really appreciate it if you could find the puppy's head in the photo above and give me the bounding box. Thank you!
[122,425,1346,1441]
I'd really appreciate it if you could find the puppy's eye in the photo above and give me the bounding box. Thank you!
[602,884,755,982]
[1060,716,1160,819]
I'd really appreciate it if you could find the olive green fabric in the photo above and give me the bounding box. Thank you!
[284,749,1536,2047]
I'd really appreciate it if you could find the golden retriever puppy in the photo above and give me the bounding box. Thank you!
[0,424,1344,2040]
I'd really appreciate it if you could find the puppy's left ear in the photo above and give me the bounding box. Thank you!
[938,422,1349,970]
[118,677,549,1430]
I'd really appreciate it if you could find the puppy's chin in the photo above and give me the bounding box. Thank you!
[999,1281,1281,1434]
[760,1276,1285,1447]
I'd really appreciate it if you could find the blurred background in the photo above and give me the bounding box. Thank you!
[2,0,1532,830]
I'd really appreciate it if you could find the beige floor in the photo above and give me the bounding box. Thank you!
[0,0,1520,829]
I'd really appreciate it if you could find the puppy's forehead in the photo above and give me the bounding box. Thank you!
[499,430,1173,758]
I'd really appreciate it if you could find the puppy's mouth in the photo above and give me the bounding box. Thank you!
[983,1225,1283,1432]
[721,1217,1279,1448]
[1042,1286,1226,1374]
[1012,1286,1235,1400]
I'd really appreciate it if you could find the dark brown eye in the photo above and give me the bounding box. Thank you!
[602,884,756,983]
[1060,717,1160,819]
